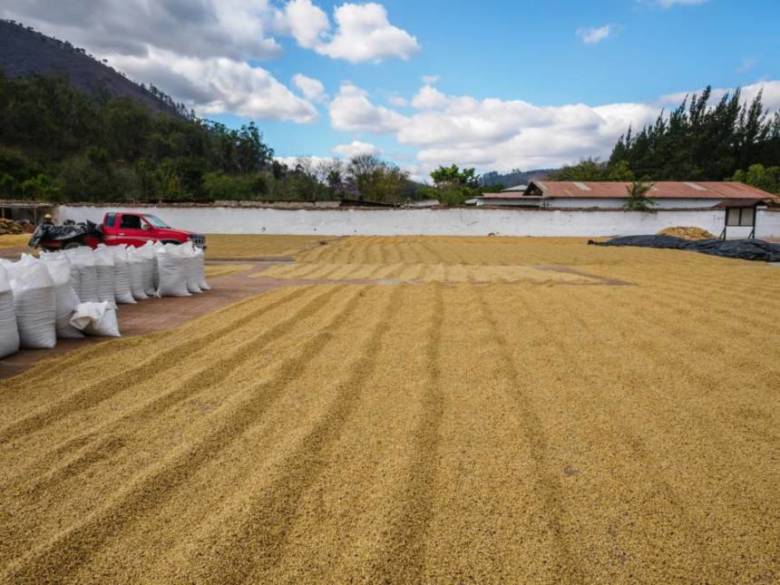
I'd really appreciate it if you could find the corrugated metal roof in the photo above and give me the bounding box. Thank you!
[481,192,541,199]
[532,181,776,200]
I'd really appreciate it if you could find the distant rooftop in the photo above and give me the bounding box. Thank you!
[501,184,528,192]
[528,181,777,200]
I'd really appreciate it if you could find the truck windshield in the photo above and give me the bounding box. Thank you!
[143,215,171,228]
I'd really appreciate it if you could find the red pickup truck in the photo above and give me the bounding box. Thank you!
[31,212,206,250]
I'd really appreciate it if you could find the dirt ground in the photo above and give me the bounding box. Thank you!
[0,236,778,584]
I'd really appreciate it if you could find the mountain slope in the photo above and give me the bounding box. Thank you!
[0,20,180,116]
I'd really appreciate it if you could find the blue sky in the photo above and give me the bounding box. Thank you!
[3,0,779,178]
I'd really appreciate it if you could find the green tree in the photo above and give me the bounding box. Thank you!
[346,155,409,203]
[623,180,656,212]
[609,86,779,181]
[732,163,780,194]
[427,163,481,206]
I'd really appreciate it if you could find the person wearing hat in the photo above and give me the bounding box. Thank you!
[41,213,54,225]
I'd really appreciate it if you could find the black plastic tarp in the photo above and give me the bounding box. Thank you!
[28,221,102,248]
[590,235,780,262]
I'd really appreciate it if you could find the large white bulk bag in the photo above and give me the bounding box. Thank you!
[180,242,202,294]
[156,244,190,297]
[93,245,116,304]
[65,247,99,302]
[69,301,121,337]
[139,242,157,297]
[0,264,20,358]
[40,252,83,339]
[126,247,148,300]
[110,245,136,304]
[194,246,210,291]
[150,241,164,292]
[1,255,56,349]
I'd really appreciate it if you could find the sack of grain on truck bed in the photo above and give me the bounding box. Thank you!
[69,301,121,337]
[126,246,148,301]
[40,252,84,339]
[0,255,56,349]
[0,264,20,358]
[65,246,99,302]
[110,245,136,304]
[93,245,116,304]
[155,244,191,297]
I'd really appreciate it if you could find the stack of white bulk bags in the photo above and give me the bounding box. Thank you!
[111,245,136,304]
[125,246,148,301]
[40,252,83,339]
[1,255,56,349]
[0,264,20,358]
[181,242,202,294]
[139,242,157,297]
[193,246,209,291]
[93,245,116,304]
[65,247,99,302]
[155,244,190,297]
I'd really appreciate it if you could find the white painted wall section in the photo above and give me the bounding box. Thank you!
[56,205,747,237]
[756,209,780,239]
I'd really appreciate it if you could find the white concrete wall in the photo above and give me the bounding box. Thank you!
[58,204,738,237]
[756,208,780,239]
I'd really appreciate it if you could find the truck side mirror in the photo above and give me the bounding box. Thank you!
[142,223,151,230]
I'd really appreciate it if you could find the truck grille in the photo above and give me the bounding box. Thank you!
[189,234,206,249]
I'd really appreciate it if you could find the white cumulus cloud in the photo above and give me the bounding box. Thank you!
[330,83,406,133]
[577,25,612,45]
[332,141,381,158]
[109,49,318,122]
[655,0,709,7]
[411,85,450,110]
[292,73,326,102]
[280,1,419,63]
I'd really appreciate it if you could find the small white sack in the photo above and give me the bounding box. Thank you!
[156,244,191,297]
[65,247,99,302]
[69,301,121,337]
[93,245,116,304]
[1,255,56,349]
[126,247,148,300]
[0,264,20,358]
[40,252,83,339]
[111,245,136,304]
[194,246,210,291]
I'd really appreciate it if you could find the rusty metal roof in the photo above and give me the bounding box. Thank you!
[531,181,777,200]
[480,192,541,199]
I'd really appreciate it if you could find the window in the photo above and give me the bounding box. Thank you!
[120,215,142,229]
[104,213,116,227]
[726,207,755,227]
[144,214,171,228]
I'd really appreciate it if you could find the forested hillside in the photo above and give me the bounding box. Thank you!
[0,21,425,205]
[0,20,181,116]
[0,71,282,202]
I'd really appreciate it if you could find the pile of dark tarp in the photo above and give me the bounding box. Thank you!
[590,235,780,262]
[28,221,101,248]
